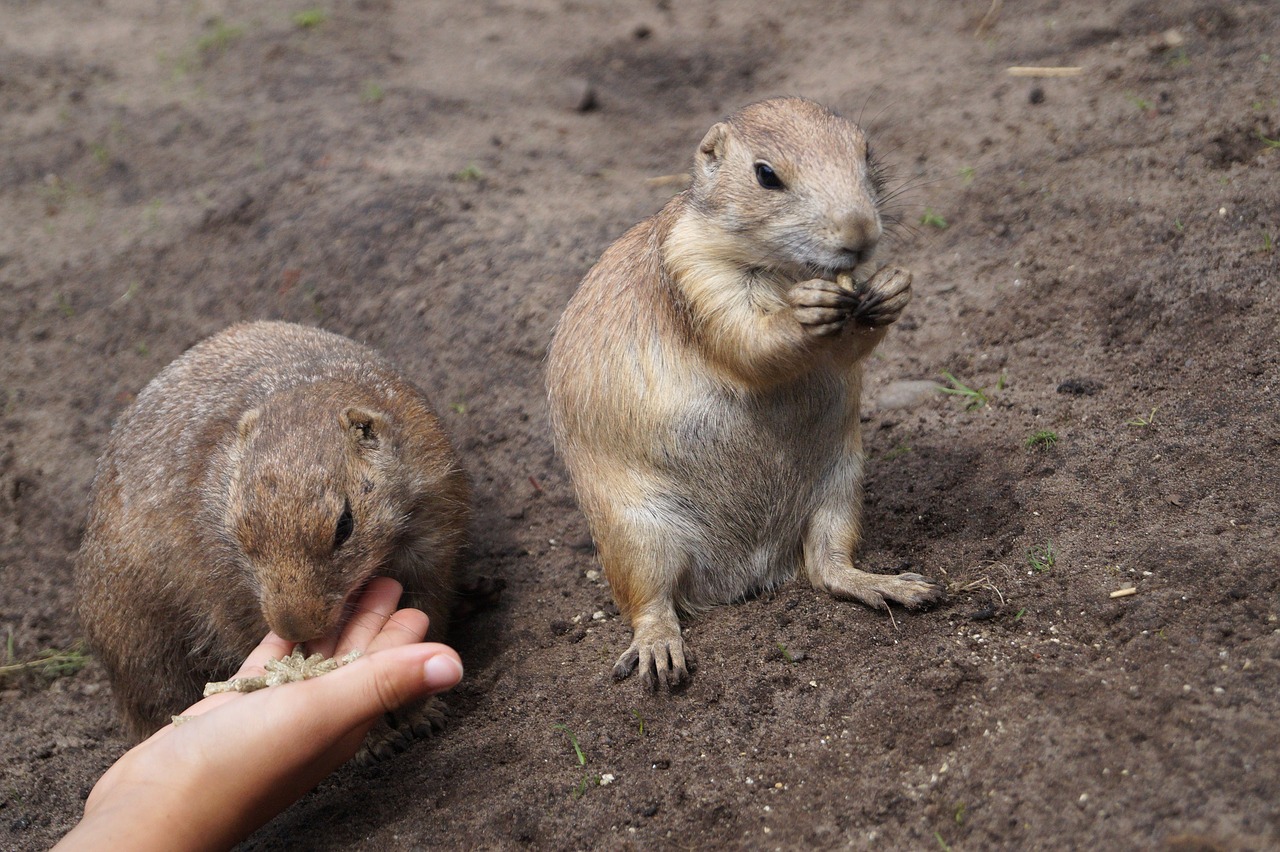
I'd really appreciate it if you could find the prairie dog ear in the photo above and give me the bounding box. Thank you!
[236,408,261,442]
[695,122,732,181]
[341,407,385,447]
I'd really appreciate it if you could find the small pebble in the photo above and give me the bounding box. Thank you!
[563,78,597,112]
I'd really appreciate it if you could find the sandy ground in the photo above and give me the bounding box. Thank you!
[2,0,1278,848]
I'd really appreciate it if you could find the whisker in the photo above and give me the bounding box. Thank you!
[878,175,949,205]
[855,92,877,127]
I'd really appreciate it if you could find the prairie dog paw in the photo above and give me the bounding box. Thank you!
[354,696,447,765]
[818,562,943,611]
[613,634,693,691]
[789,278,859,337]
[851,266,912,329]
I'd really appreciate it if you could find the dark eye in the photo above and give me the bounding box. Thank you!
[334,500,354,549]
[754,161,784,190]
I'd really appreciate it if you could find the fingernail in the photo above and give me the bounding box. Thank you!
[424,654,463,687]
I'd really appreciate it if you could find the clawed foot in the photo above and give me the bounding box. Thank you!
[824,570,943,611]
[613,633,694,691]
[355,696,448,764]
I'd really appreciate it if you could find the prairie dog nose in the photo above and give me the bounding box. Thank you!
[836,209,882,256]
[263,596,334,643]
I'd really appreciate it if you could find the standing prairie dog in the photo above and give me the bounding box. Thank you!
[547,97,941,690]
[76,321,468,739]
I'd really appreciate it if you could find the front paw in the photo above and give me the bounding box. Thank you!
[789,278,859,337]
[852,266,912,329]
[354,696,448,764]
[613,633,693,691]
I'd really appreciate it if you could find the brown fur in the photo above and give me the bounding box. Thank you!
[546,97,940,690]
[75,321,469,739]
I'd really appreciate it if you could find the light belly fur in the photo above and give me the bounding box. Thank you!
[642,373,855,611]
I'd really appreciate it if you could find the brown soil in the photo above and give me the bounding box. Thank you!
[2,1,1278,849]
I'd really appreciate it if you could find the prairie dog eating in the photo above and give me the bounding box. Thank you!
[75,320,468,737]
[547,97,940,689]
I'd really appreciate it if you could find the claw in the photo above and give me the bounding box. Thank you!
[615,636,691,691]
[613,646,640,681]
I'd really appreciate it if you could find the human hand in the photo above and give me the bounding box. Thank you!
[56,577,462,852]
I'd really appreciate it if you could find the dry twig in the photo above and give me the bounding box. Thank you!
[975,0,1003,37]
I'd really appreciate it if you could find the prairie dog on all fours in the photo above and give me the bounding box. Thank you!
[75,321,469,739]
[546,96,941,689]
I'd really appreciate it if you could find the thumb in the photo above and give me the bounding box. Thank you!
[295,642,464,740]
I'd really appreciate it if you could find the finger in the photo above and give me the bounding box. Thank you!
[879,290,912,312]
[233,632,296,679]
[363,608,431,656]
[306,576,401,658]
[794,286,851,308]
[654,645,671,690]
[325,577,406,658]
[283,643,464,752]
[153,611,430,734]
[866,272,911,301]
[669,642,688,685]
[866,265,905,287]
[794,306,843,325]
[154,631,298,728]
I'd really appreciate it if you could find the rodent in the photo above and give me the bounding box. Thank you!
[546,96,941,690]
[75,320,469,739]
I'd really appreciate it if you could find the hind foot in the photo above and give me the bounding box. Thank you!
[821,567,943,611]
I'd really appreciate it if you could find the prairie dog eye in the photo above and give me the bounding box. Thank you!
[334,500,354,549]
[754,161,784,190]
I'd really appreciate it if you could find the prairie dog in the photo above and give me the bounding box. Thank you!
[75,321,468,738]
[546,97,940,689]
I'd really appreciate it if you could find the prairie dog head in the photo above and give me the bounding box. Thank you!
[224,390,404,643]
[688,96,884,279]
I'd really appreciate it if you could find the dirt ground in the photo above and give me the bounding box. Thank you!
[2,0,1278,848]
